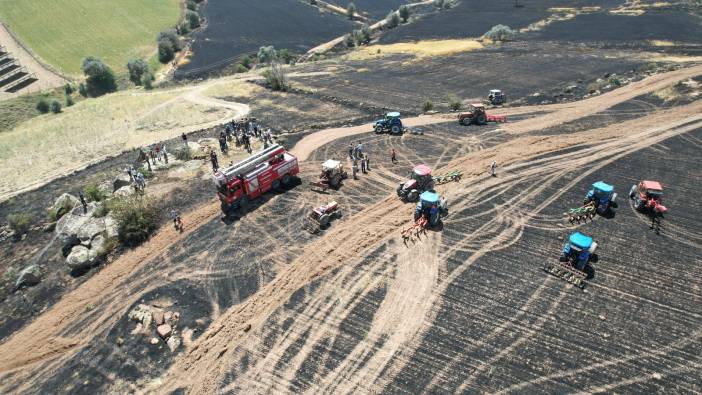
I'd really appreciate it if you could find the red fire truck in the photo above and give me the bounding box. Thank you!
[213,144,300,216]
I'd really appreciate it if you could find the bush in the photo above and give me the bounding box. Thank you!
[93,204,110,218]
[279,49,293,64]
[347,2,356,19]
[64,84,74,95]
[142,72,154,90]
[36,98,50,113]
[65,94,74,107]
[360,24,372,43]
[48,198,76,222]
[79,83,88,97]
[186,10,200,29]
[158,40,175,63]
[80,57,117,97]
[422,100,434,112]
[263,62,289,91]
[385,11,401,28]
[344,34,355,48]
[186,0,198,11]
[138,167,154,179]
[447,95,462,111]
[399,5,410,22]
[127,58,149,85]
[7,212,33,236]
[84,183,106,202]
[174,146,192,161]
[586,82,602,94]
[108,197,160,247]
[240,55,252,69]
[179,21,191,35]
[257,46,277,63]
[484,24,516,42]
[50,100,62,113]
[236,64,248,73]
[157,30,180,51]
[608,76,621,87]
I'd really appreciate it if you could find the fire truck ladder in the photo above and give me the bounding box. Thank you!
[218,144,283,181]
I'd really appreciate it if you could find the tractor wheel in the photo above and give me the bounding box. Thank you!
[319,214,331,227]
[407,190,419,202]
[341,171,348,180]
[334,210,343,219]
[629,185,637,199]
[221,202,232,216]
[396,185,405,197]
[391,125,401,134]
[374,125,384,134]
[282,174,292,185]
[461,118,471,126]
[430,212,440,227]
[330,177,340,189]
[477,114,487,125]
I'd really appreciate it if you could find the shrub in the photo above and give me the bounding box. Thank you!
[608,76,621,87]
[179,21,191,35]
[586,82,601,94]
[447,95,462,111]
[64,84,74,95]
[422,100,434,112]
[279,49,293,64]
[360,24,372,43]
[344,34,355,48]
[79,83,88,97]
[50,100,62,113]
[36,98,50,113]
[138,167,154,179]
[263,62,289,91]
[142,72,154,90]
[240,55,252,69]
[186,0,198,11]
[236,64,248,73]
[385,11,400,28]
[158,40,176,63]
[7,212,33,236]
[157,30,180,51]
[399,5,410,22]
[127,58,149,85]
[257,46,277,63]
[484,24,516,42]
[186,10,200,29]
[347,2,356,19]
[93,204,110,218]
[80,57,117,97]
[65,94,74,107]
[175,146,192,161]
[108,197,160,247]
[84,183,106,202]
[48,198,75,222]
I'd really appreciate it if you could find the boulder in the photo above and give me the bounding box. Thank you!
[69,201,100,217]
[57,210,106,247]
[66,245,92,270]
[15,265,42,288]
[167,335,181,352]
[105,215,119,239]
[153,310,165,326]
[187,141,201,152]
[98,181,112,196]
[51,193,80,216]
[113,185,135,197]
[90,234,106,256]
[76,217,106,244]
[128,304,153,328]
[113,174,132,192]
[157,324,172,339]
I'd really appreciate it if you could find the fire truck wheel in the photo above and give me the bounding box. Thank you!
[272,179,281,190]
[282,174,292,185]
[239,196,250,211]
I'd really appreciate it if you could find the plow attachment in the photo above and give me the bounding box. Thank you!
[568,202,596,223]
[433,171,462,185]
[543,261,587,289]
[401,217,428,243]
[310,181,330,193]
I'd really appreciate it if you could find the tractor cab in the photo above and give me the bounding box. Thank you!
[414,190,447,226]
[630,180,667,214]
[373,111,404,134]
[397,164,434,202]
[311,159,348,191]
[488,89,506,105]
[585,181,617,214]
[560,232,597,271]
[322,159,343,177]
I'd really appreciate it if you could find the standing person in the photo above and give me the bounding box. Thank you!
[149,147,157,164]
[136,172,146,193]
[352,159,358,180]
[391,149,397,164]
[126,166,134,181]
[162,145,169,164]
[348,144,354,160]
[365,153,371,171]
[210,150,219,172]
[182,132,188,147]
[361,155,367,174]
[490,160,497,177]
[170,208,183,231]
[154,145,161,162]
[219,135,228,154]
[78,191,88,214]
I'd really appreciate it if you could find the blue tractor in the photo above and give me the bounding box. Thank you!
[373,112,405,135]
[584,181,618,215]
[414,191,447,227]
[559,232,597,271]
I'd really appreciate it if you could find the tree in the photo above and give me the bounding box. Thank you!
[179,21,191,34]
[279,49,293,64]
[50,100,62,113]
[157,30,180,51]
[127,58,149,85]
[158,40,175,63]
[257,46,277,63]
[186,10,200,29]
[65,94,74,107]
[344,34,355,48]
[385,11,400,28]
[142,72,154,90]
[347,2,356,20]
[263,61,289,91]
[36,98,50,113]
[64,84,74,95]
[78,83,88,97]
[186,0,198,11]
[240,55,252,69]
[422,100,434,112]
[399,5,410,22]
[80,56,117,97]
[360,24,372,43]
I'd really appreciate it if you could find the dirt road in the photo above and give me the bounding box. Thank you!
[0,66,700,392]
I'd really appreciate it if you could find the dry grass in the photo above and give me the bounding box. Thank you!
[201,80,263,98]
[520,6,600,33]
[649,40,676,47]
[346,39,484,61]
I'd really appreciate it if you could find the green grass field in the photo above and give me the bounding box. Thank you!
[0,0,181,76]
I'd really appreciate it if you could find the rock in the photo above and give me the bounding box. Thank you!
[15,265,42,288]
[105,215,119,239]
[43,222,56,232]
[113,174,132,192]
[66,245,92,270]
[76,217,106,244]
[98,181,112,196]
[187,141,202,152]
[51,193,80,216]
[128,304,153,328]
[113,185,135,197]
[182,328,194,347]
[164,311,173,324]
[153,310,165,326]
[150,337,159,345]
[116,337,124,346]
[167,335,181,352]
[157,324,172,339]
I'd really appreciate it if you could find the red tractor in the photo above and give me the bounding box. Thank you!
[457,104,507,126]
[629,180,667,215]
[213,144,300,216]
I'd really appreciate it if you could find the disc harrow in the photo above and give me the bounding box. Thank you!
[568,202,596,223]
[401,217,427,243]
[543,261,587,289]
[433,171,462,185]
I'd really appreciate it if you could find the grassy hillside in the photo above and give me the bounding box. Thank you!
[0,0,181,76]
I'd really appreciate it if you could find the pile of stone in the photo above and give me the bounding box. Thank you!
[128,304,182,352]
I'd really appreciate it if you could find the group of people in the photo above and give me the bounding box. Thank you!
[348,141,371,180]
[126,165,147,193]
[208,118,277,173]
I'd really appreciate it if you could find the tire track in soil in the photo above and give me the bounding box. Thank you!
[0,66,700,392]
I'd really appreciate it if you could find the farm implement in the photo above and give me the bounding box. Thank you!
[568,202,596,223]
[543,232,597,289]
[303,201,342,233]
[310,159,348,192]
[432,170,462,185]
[458,104,507,126]
[401,191,447,243]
